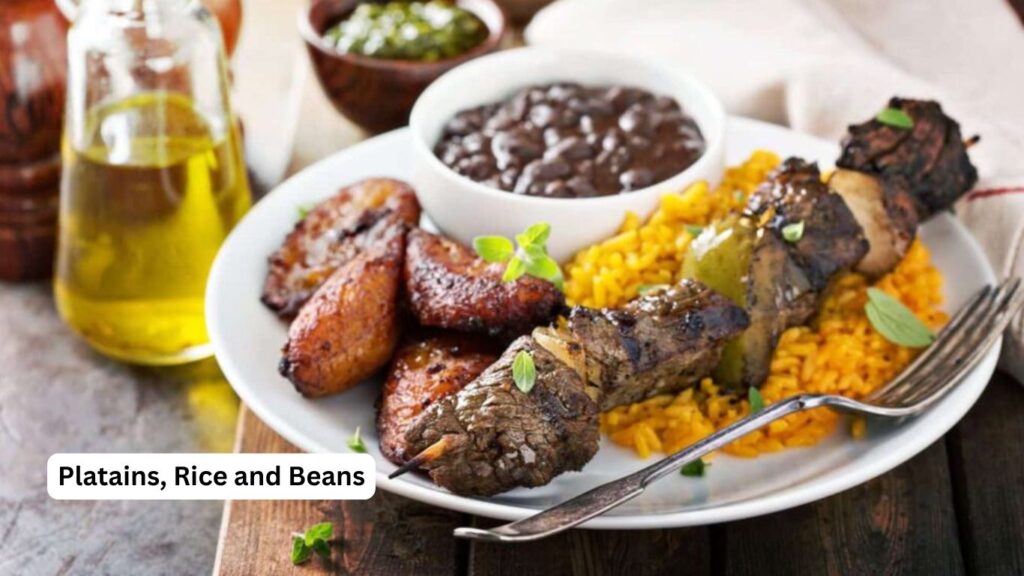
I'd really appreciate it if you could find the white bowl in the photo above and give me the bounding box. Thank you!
[409,47,726,262]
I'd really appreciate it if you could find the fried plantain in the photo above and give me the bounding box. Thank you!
[279,218,406,398]
[377,332,499,465]
[261,178,420,318]
[403,228,565,339]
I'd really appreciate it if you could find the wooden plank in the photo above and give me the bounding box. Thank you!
[713,439,964,576]
[947,372,1024,576]
[214,406,465,576]
[468,517,710,576]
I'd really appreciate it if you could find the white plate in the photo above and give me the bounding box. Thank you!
[206,117,998,529]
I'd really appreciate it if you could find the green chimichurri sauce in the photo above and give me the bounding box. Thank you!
[324,1,488,62]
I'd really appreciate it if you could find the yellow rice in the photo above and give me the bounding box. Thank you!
[564,151,947,458]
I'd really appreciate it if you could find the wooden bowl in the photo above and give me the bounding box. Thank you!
[300,0,506,134]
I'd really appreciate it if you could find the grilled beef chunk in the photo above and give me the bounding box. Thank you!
[377,333,499,466]
[262,178,420,318]
[404,229,565,339]
[403,336,599,496]
[279,218,405,398]
[746,158,869,291]
[567,279,749,410]
[837,98,978,218]
[733,159,867,388]
[685,159,868,390]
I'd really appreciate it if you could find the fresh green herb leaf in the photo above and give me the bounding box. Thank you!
[521,244,564,289]
[865,287,936,347]
[473,236,515,263]
[684,224,704,237]
[680,458,708,477]
[347,427,367,453]
[876,107,914,129]
[502,256,527,282]
[516,222,551,247]
[291,537,312,565]
[304,522,333,546]
[748,387,765,414]
[482,223,562,290]
[311,539,331,559]
[781,221,805,243]
[297,204,313,220]
[291,522,333,565]
[512,350,537,393]
[525,256,564,289]
[637,283,670,296]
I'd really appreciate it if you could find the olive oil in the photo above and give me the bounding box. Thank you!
[55,93,250,365]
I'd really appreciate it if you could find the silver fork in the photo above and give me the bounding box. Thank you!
[455,278,1024,543]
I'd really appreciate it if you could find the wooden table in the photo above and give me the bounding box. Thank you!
[215,2,1024,573]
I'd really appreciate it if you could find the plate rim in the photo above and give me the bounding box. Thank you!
[206,116,1000,529]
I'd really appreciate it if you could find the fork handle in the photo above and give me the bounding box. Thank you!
[455,394,822,542]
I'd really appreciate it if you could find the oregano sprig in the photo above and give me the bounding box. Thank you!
[473,222,564,290]
[865,287,935,347]
[291,522,333,565]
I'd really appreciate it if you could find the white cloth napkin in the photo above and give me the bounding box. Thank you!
[527,0,1024,383]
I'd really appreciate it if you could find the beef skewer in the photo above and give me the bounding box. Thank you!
[395,280,749,495]
[393,97,980,496]
[687,98,977,389]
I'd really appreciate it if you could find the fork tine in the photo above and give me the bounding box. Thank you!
[895,278,1023,407]
[866,284,992,405]
[888,281,1010,405]
[889,280,1015,407]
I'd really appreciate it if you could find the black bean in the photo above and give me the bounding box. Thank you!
[566,176,597,198]
[485,113,517,132]
[456,154,494,180]
[529,104,557,129]
[543,180,570,197]
[608,148,631,175]
[543,127,563,147]
[461,132,487,154]
[445,111,482,136]
[654,96,677,111]
[438,143,464,165]
[500,168,519,190]
[601,129,623,152]
[619,106,652,136]
[527,87,548,104]
[620,168,654,190]
[545,136,593,161]
[628,135,651,149]
[523,157,571,182]
[579,115,595,134]
[546,83,578,102]
[491,129,541,170]
[556,108,581,128]
[570,97,614,117]
[505,92,530,120]
[574,159,595,180]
